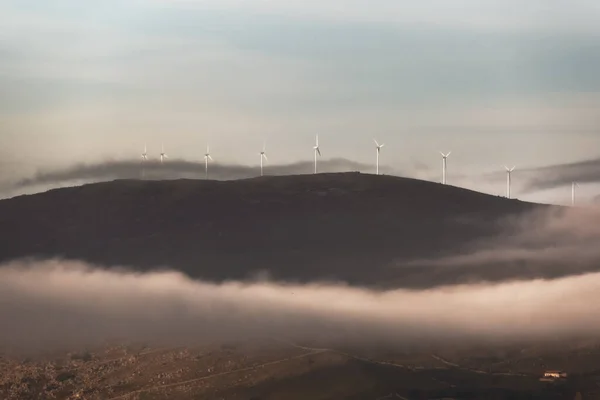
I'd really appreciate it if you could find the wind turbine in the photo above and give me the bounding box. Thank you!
[572,181,579,206]
[160,144,168,164]
[313,135,321,174]
[440,151,451,185]
[374,139,384,175]
[141,143,148,179]
[259,142,268,177]
[505,166,515,199]
[204,145,213,179]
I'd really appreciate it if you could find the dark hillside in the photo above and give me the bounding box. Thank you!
[0,173,544,288]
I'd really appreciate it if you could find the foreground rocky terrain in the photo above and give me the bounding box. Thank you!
[1,338,596,400]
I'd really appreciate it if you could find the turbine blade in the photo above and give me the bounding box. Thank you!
[380,143,385,148]
[317,148,321,156]
[374,139,379,147]
[316,135,319,146]
[209,155,213,161]
[263,153,268,161]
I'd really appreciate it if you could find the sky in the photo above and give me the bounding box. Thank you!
[2,0,600,203]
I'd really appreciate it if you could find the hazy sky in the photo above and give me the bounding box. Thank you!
[2,0,600,202]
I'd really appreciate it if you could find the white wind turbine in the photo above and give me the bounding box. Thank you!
[313,135,321,174]
[204,145,213,179]
[440,151,451,185]
[572,181,579,206]
[160,144,168,164]
[141,143,148,179]
[374,139,384,175]
[259,142,268,177]
[505,166,515,199]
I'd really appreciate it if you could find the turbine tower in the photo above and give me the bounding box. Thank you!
[160,144,168,164]
[374,139,385,175]
[505,166,515,199]
[204,145,213,179]
[572,181,579,206]
[141,143,148,179]
[259,142,268,177]
[313,135,321,174]
[440,151,451,185]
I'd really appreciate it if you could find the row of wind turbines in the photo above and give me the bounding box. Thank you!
[141,136,379,179]
[140,137,581,206]
[142,143,214,179]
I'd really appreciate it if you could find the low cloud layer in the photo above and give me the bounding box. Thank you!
[403,205,600,283]
[521,157,600,192]
[12,158,375,190]
[3,259,600,354]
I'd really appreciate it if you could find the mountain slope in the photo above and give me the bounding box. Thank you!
[0,173,542,288]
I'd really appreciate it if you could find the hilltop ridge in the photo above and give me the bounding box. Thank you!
[1,173,543,288]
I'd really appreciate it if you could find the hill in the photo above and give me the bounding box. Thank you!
[0,173,543,288]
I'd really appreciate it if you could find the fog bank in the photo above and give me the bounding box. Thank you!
[2,259,600,353]
[13,158,373,189]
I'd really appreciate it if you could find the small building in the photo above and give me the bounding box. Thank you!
[540,370,568,382]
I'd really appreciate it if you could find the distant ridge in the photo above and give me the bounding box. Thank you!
[0,173,546,288]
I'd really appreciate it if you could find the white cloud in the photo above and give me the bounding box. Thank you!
[5,258,600,351]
